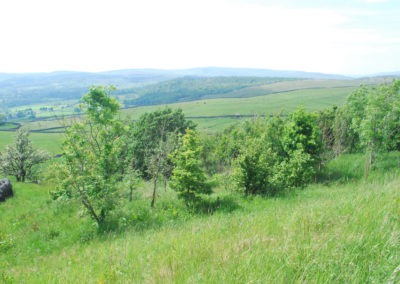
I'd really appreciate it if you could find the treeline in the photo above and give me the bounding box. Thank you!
[125,77,294,106]
[318,80,400,167]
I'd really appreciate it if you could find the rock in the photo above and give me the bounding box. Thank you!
[0,178,13,202]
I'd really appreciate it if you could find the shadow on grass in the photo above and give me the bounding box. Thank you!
[193,195,241,215]
[92,196,241,236]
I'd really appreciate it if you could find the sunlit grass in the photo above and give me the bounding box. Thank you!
[1,154,399,283]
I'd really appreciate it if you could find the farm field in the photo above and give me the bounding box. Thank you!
[8,84,357,136]
[0,131,63,155]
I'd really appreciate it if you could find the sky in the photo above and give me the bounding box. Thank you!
[0,0,399,75]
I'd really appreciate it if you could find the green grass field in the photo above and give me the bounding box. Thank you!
[1,153,399,283]
[0,131,63,155]
[1,84,355,136]
[121,87,355,118]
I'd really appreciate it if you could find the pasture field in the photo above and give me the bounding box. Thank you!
[0,131,63,155]
[0,153,399,283]
[0,84,357,151]
[2,84,356,136]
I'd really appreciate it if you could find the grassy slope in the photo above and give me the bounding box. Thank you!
[1,154,399,283]
[122,86,354,118]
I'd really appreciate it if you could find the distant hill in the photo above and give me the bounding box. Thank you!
[0,70,174,107]
[170,67,351,80]
[127,77,299,106]
[0,67,354,107]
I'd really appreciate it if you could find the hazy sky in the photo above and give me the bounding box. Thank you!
[0,0,399,74]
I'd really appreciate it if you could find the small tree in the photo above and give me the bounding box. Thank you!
[170,129,212,207]
[146,134,175,208]
[130,107,195,177]
[56,86,126,226]
[0,128,50,182]
[233,138,278,196]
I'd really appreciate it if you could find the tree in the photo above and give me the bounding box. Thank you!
[317,106,337,157]
[146,134,176,208]
[282,108,322,164]
[233,137,279,196]
[170,129,212,207]
[0,128,50,182]
[130,107,195,177]
[56,86,126,226]
[233,109,319,196]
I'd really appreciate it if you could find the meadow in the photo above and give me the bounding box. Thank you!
[1,153,399,283]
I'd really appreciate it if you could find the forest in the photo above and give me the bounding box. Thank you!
[0,80,399,282]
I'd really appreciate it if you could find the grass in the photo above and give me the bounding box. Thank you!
[0,132,14,150]
[0,131,63,155]
[1,153,399,283]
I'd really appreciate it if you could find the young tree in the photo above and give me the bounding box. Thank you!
[0,128,50,182]
[233,137,279,196]
[233,109,320,196]
[170,129,212,207]
[146,134,175,208]
[56,86,126,226]
[281,108,322,172]
[130,107,195,177]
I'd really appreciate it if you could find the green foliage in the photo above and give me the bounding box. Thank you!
[233,138,279,195]
[331,80,400,155]
[0,128,50,182]
[282,108,322,161]
[317,106,337,158]
[81,85,119,125]
[170,129,212,206]
[130,107,195,177]
[56,86,126,226]
[232,109,321,196]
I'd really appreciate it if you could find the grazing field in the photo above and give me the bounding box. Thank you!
[122,86,355,118]
[1,153,399,283]
[4,84,356,136]
[0,131,63,155]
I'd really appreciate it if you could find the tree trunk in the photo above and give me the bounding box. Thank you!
[163,177,168,192]
[129,186,133,202]
[150,177,157,208]
[81,196,101,225]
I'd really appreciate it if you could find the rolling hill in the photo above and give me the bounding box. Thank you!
[0,67,350,108]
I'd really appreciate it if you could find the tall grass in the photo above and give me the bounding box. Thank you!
[1,153,399,283]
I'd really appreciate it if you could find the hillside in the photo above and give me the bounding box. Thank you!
[127,77,297,106]
[1,154,399,282]
[0,70,173,107]
[0,67,350,108]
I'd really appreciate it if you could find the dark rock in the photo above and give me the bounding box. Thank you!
[0,178,13,202]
